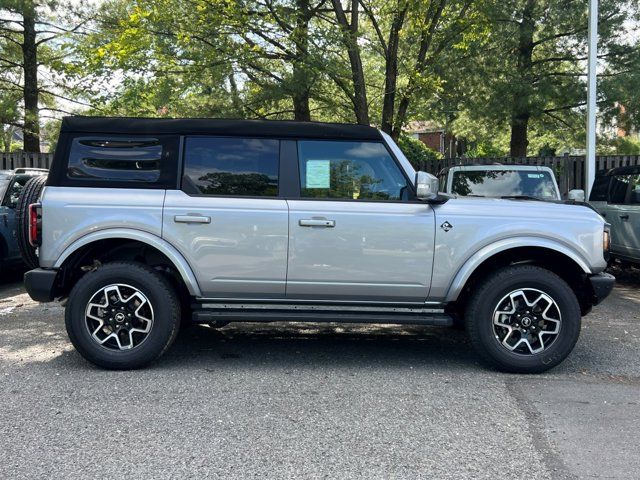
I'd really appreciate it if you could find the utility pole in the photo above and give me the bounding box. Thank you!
[585,0,598,197]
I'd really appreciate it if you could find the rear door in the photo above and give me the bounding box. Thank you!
[286,139,435,303]
[162,136,289,298]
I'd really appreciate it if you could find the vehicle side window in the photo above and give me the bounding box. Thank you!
[3,175,30,209]
[628,175,640,204]
[68,137,163,182]
[588,175,610,202]
[182,137,279,196]
[297,140,409,201]
[608,174,630,204]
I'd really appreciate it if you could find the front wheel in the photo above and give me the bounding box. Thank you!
[65,261,181,369]
[465,265,581,373]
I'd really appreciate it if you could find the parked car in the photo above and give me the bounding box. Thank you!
[24,116,613,372]
[0,168,47,268]
[589,165,640,266]
[437,164,562,200]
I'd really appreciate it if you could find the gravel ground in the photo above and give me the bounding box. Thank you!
[0,267,639,479]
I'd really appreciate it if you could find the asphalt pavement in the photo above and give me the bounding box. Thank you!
[0,266,638,479]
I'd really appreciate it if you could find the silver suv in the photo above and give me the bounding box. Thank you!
[24,117,614,372]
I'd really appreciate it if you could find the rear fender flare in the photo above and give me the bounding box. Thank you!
[54,228,202,297]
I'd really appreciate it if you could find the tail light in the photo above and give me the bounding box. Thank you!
[28,203,42,247]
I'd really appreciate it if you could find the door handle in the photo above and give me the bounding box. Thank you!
[174,215,211,224]
[299,219,336,228]
[619,214,629,220]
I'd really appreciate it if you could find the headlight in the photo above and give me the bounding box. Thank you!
[603,225,611,256]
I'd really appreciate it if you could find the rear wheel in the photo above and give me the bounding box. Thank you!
[465,265,581,373]
[65,261,180,369]
[16,175,47,269]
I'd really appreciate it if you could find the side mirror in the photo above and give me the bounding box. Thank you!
[568,189,585,202]
[415,171,439,200]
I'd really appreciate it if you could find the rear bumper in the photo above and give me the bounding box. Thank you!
[24,268,58,302]
[588,272,615,305]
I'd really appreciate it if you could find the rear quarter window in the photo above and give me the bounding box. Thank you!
[68,137,162,182]
[48,134,179,189]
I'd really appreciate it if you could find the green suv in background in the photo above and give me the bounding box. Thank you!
[589,165,640,266]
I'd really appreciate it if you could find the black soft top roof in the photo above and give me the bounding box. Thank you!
[602,164,640,176]
[60,116,382,141]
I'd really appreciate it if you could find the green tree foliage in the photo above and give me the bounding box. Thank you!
[446,0,639,157]
[0,0,87,152]
[397,134,442,168]
[2,0,640,157]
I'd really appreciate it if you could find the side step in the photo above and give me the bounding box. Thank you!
[191,302,453,326]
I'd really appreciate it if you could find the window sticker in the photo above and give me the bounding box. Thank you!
[306,160,331,188]
[527,173,543,178]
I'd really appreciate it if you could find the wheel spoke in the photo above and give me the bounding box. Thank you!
[491,288,562,356]
[84,284,154,351]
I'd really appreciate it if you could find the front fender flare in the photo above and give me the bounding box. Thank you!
[54,228,202,297]
[444,236,592,302]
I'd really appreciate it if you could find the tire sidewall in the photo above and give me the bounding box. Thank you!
[470,268,581,372]
[66,263,178,369]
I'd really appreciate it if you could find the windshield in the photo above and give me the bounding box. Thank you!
[451,169,559,200]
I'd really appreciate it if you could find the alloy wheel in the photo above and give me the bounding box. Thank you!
[85,284,154,351]
[492,288,562,355]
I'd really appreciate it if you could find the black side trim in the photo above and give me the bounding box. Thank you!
[278,140,300,198]
[588,272,615,305]
[24,268,58,302]
[192,308,452,326]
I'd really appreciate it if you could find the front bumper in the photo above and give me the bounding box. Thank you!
[589,272,615,305]
[24,268,58,302]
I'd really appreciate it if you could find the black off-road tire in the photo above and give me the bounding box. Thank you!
[465,265,581,373]
[65,261,181,370]
[16,175,47,269]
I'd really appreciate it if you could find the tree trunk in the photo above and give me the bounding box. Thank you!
[380,4,409,135]
[331,0,369,125]
[292,0,312,121]
[509,0,536,157]
[22,2,40,153]
[509,117,530,157]
[228,72,243,116]
[390,0,447,140]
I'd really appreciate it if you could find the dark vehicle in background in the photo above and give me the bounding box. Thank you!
[589,165,640,266]
[0,168,48,268]
[437,165,562,200]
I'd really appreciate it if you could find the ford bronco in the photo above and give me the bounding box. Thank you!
[24,117,614,372]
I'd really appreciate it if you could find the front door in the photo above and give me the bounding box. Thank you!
[286,140,435,303]
[163,136,288,298]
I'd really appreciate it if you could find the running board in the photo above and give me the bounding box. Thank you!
[191,302,452,326]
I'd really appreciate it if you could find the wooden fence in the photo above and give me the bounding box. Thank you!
[1,152,53,170]
[419,155,640,196]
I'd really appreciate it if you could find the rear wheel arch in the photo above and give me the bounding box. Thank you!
[55,231,201,298]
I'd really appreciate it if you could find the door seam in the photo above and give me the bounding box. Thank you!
[284,199,290,296]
